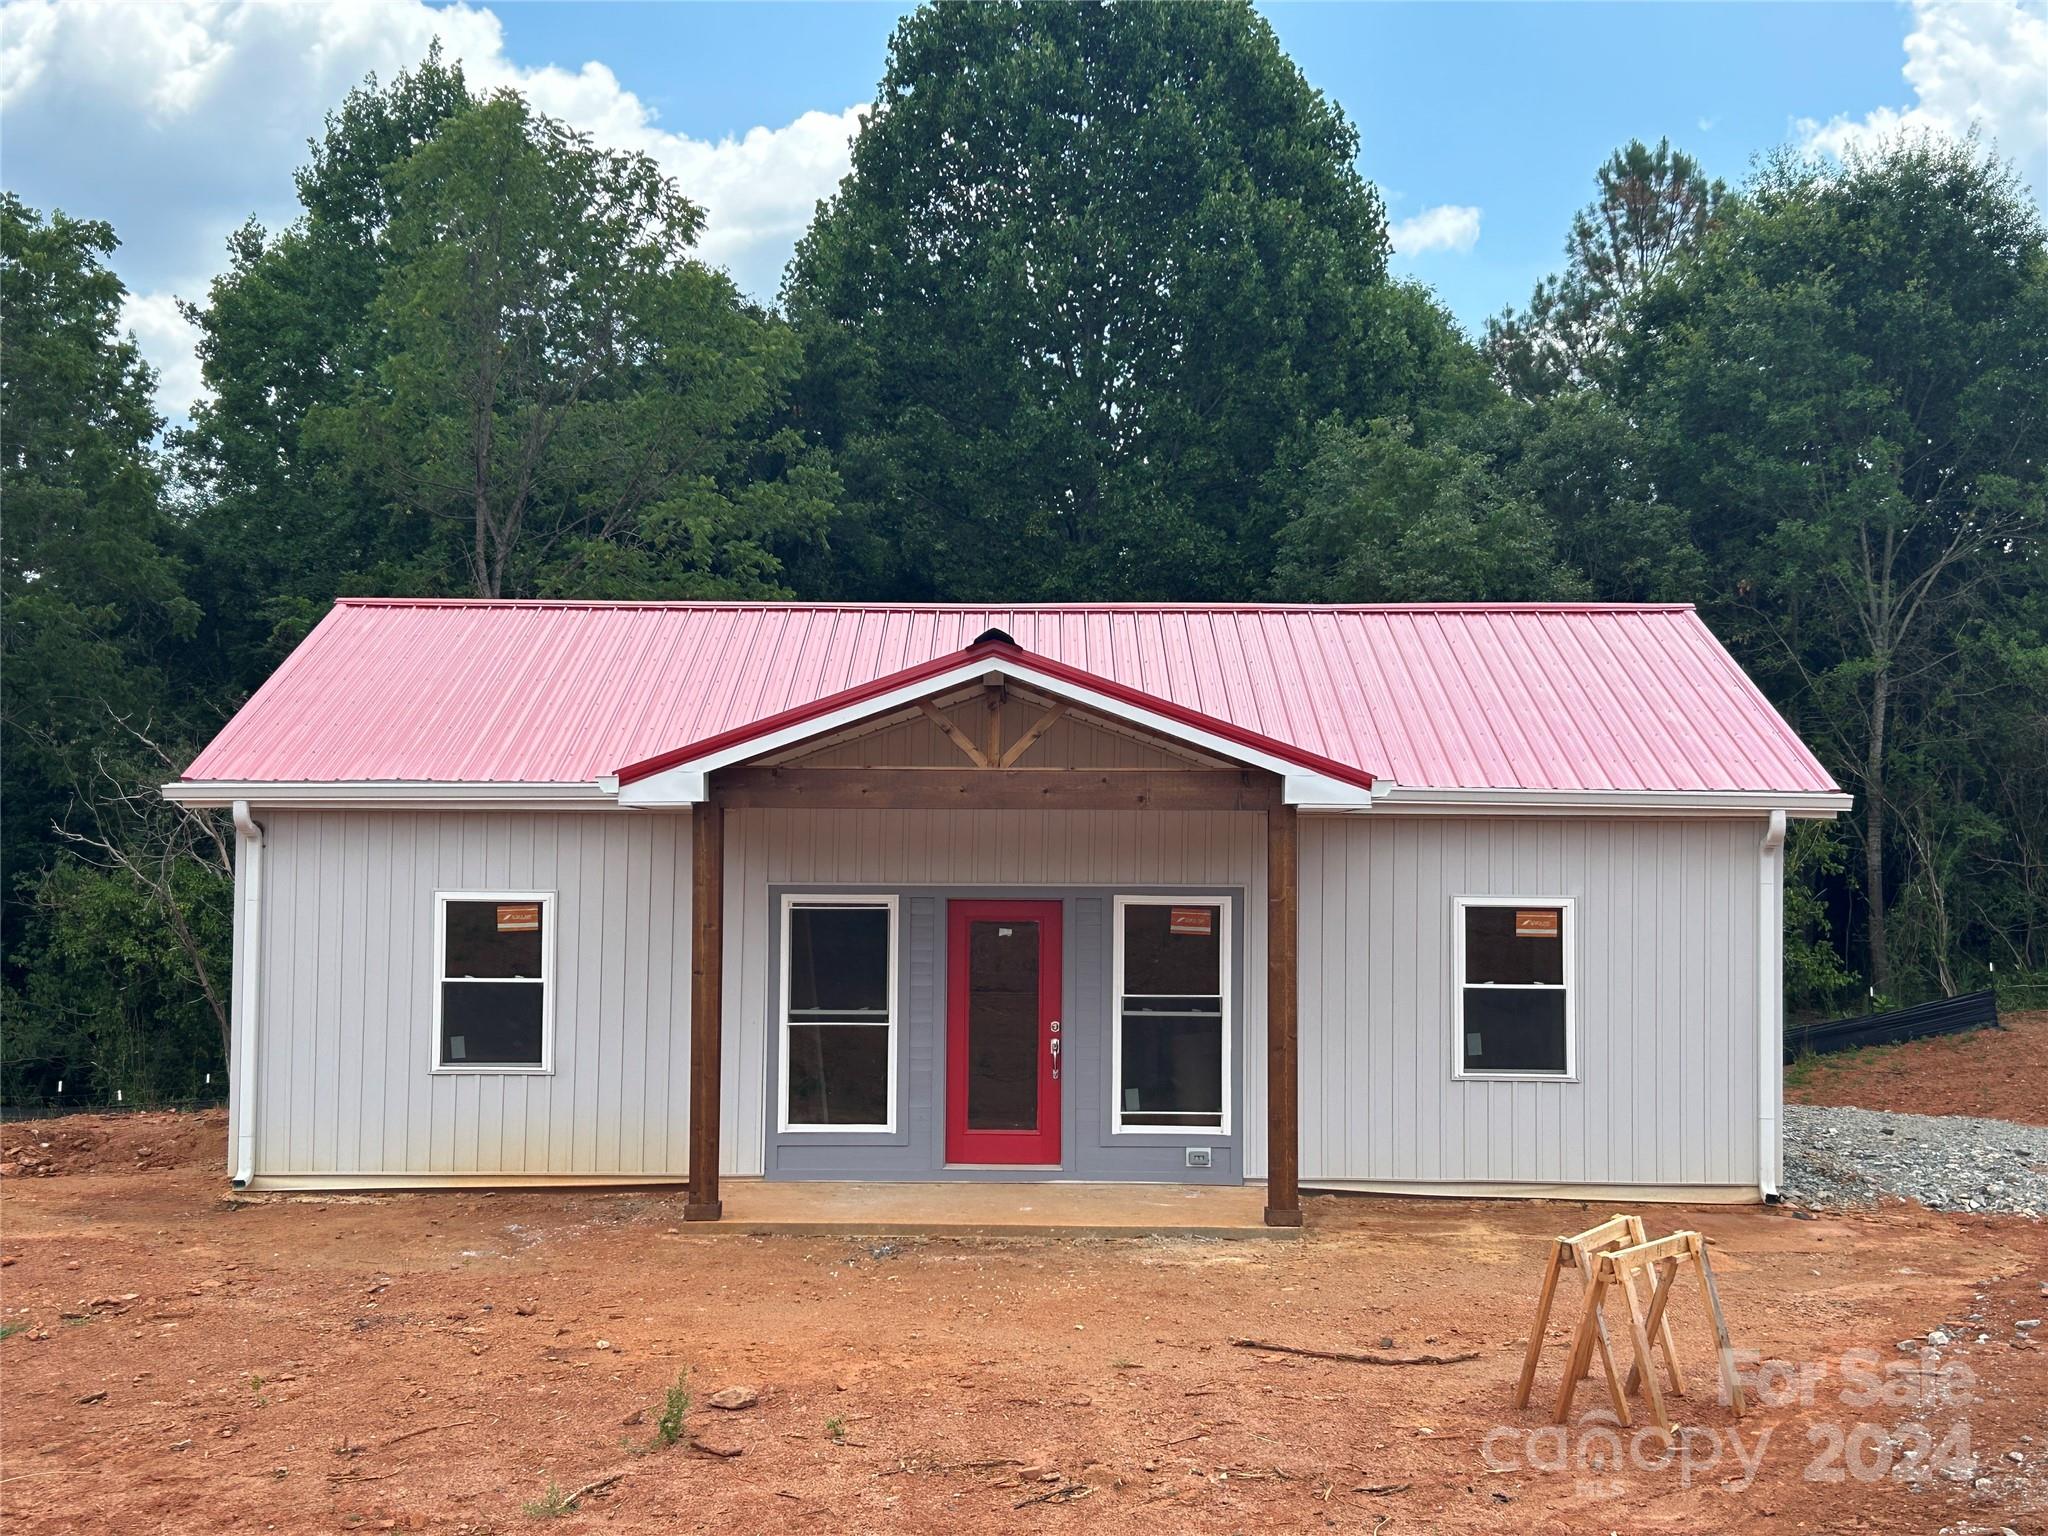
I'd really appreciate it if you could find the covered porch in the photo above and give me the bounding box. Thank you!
[622,635,1346,1230]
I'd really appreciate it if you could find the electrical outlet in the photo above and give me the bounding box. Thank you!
[1185,1146,1213,1169]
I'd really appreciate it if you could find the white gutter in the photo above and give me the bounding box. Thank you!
[1310,786,1854,819]
[230,801,265,1189]
[1758,809,1787,1200]
[165,781,614,811]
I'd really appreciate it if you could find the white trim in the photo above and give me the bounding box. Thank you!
[1321,787,1852,819]
[1302,1179,1762,1206]
[1451,895,1576,1082]
[165,781,612,811]
[615,658,1376,808]
[1758,810,1787,1199]
[777,895,900,1134]
[1110,894,1233,1136]
[242,1172,690,1192]
[431,891,557,1074]
[168,778,1847,822]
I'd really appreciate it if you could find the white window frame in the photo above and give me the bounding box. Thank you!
[431,890,556,1075]
[777,894,900,1134]
[1451,895,1576,1082]
[1110,893,1233,1136]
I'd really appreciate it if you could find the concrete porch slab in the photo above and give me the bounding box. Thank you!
[710,1179,1291,1238]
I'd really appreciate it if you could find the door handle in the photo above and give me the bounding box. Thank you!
[1049,1032,1061,1079]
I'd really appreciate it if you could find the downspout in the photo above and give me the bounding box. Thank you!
[230,801,266,1189]
[1758,810,1787,1202]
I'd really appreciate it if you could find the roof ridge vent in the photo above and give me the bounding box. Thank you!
[971,626,1018,648]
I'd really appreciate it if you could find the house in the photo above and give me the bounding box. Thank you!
[164,600,1850,1224]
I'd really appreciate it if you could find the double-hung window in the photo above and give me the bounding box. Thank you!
[1113,896,1230,1132]
[434,892,553,1072]
[780,896,897,1131]
[1454,897,1573,1078]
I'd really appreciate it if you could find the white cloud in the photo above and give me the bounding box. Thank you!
[119,292,205,423]
[0,0,867,421]
[1795,0,2046,204]
[1389,204,1482,256]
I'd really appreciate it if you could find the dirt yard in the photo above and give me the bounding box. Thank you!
[3,1111,2044,1534]
[1788,1006,2048,1125]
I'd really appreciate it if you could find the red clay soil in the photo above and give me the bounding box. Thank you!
[2,1110,2045,1535]
[1788,1006,2048,1125]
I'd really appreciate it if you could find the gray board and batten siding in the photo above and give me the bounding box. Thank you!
[1296,814,1767,1198]
[232,796,1771,1199]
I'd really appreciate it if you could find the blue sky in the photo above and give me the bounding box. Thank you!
[487,0,1923,330]
[4,0,2042,419]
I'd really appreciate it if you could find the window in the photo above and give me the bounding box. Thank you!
[780,897,897,1131]
[434,892,553,1072]
[1113,896,1229,1132]
[1455,897,1573,1078]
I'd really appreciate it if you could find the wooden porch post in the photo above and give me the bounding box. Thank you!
[1265,801,1302,1227]
[685,799,725,1221]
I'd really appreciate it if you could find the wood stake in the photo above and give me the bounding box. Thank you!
[1233,1338,1477,1366]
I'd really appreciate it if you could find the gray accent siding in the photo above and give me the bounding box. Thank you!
[722,809,1270,1178]
[758,886,1245,1182]
[247,810,692,1179]
[1297,816,1764,1190]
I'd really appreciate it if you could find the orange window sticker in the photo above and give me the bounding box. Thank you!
[497,903,541,933]
[1514,909,1560,939]
[1169,907,1215,937]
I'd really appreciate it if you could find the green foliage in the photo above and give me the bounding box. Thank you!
[176,49,478,679]
[1645,135,2047,996]
[1488,137,1726,399]
[1271,417,1585,602]
[3,859,231,1104]
[521,1480,572,1519]
[315,90,835,598]
[1,195,230,1105]
[1783,822,1855,1015]
[785,0,1442,599]
[654,1371,691,1447]
[4,13,2043,1105]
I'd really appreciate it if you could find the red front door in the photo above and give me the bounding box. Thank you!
[945,901,1062,1165]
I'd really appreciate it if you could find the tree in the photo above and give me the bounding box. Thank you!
[1270,416,1586,602]
[181,57,837,631]
[177,50,478,674]
[0,196,229,1102]
[0,195,199,951]
[1501,390,1705,601]
[786,0,1436,599]
[1488,138,1725,399]
[320,91,835,599]
[1647,136,2048,996]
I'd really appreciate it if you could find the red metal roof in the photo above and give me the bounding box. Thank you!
[180,600,1841,796]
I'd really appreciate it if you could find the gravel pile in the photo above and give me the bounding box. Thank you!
[1782,1103,2048,1216]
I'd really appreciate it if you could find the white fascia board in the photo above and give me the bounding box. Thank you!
[162,780,616,811]
[616,658,1371,806]
[1308,786,1853,819]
